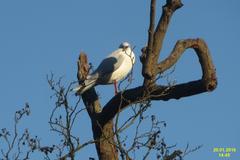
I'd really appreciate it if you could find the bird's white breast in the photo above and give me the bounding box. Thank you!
[109,48,135,83]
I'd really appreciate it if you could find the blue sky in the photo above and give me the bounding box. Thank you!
[0,0,239,159]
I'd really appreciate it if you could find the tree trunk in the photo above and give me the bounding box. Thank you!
[92,120,118,160]
[78,54,118,160]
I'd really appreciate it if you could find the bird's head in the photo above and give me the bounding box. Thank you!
[119,42,131,51]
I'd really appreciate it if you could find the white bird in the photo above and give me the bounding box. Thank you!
[74,42,135,95]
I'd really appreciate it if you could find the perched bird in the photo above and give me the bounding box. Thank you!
[74,42,135,95]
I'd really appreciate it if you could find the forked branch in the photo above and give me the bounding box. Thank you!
[142,0,183,80]
[101,38,217,123]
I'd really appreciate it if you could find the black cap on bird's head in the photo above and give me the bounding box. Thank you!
[119,42,130,50]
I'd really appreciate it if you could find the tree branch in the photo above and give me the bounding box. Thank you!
[157,38,217,91]
[141,0,156,79]
[142,0,183,80]
[101,38,217,123]
[77,53,118,160]
[77,53,102,117]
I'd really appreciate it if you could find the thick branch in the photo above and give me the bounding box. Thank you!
[101,38,217,123]
[77,53,101,117]
[157,38,217,91]
[77,53,118,160]
[148,0,156,51]
[143,0,183,80]
[141,0,156,78]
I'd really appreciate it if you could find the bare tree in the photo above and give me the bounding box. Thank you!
[0,0,217,160]
[74,0,217,159]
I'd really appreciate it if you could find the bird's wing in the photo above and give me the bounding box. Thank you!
[94,50,125,76]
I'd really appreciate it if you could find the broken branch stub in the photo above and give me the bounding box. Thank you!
[77,52,89,82]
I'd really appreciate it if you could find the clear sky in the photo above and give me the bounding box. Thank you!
[0,0,239,159]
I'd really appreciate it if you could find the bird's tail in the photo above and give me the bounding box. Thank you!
[73,77,97,95]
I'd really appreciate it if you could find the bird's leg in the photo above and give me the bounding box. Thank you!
[114,80,118,95]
